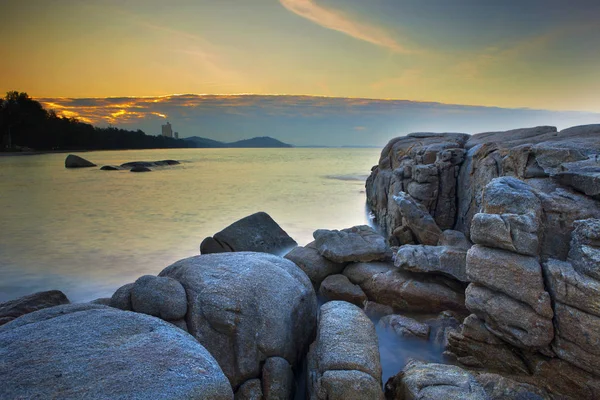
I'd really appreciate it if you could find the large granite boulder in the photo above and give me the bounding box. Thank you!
[109,282,134,311]
[343,262,467,314]
[200,212,297,256]
[65,154,96,168]
[284,241,346,289]
[313,225,390,263]
[385,359,487,400]
[307,301,383,399]
[158,252,317,390]
[0,290,70,326]
[0,304,233,399]
[130,275,187,321]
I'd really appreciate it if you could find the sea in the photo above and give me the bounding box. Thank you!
[0,147,445,383]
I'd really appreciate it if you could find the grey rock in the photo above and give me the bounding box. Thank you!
[481,177,542,217]
[466,245,552,317]
[474,373,549,400]
[120,160,180,168]
[555,157,600,199]
[362,301,395,321]
[261,357,294,400]
[378,314,430,339]
[159,252,317,389]
[568,218,600,280]
[313,225,389,263]
[307,301,383,399]
[424,311,461,348]
[0,290,69,326]
[65,154,96,168]
[438,230,471,250]
[99,165,124,170]
[89,297,111,306]
[393,192,442,245]
[318,274,367,307]
[0,304,233,400]
[284,242,346,289]
[200,212,297,256]
[130,166,152,172]
[465,284,553,349]
[465,126,557,149]
[385,359,488,400]
[395,244,468,282]
[131,275,187,321]
[109,282,134,311]
[470,213,539,256]
[314,370,383,400]
[235,379,263,400]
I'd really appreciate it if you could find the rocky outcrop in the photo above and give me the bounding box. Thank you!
[284,241,346,289]
[158,252,317,391]
[200,212,297,256]
[0,290,70,326]
[0,304,233,399]
[318,274,367,307]
[313,225,390,263]
[65,154,96,168]
[307,301,383,399]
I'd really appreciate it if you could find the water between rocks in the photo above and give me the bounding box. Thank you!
[0,148,445,394]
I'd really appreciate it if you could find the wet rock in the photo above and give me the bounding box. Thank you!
[200,212,297,256]
[130,275,188,321]
[0,304,233,400]
[363,301,395,321]
[159,252,317,389]
[393,192,442,245]
[318,274,366,307]
[109,282,134,311]
[0,290,70,326]
[120,160,180,168]
[235,379,263,400]
[378,314,430,339]
[284,242,346,289]
[130,166,151,172]
[261,357,294,400]
[65,154,96,168]
[313,225,389,263]
[385,359,487,400]
[99,165,124,170]
[307,301,383,399]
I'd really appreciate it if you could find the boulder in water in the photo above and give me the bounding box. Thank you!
[0,290,69,326]
[65,154,96,168]
[130,166,152,172]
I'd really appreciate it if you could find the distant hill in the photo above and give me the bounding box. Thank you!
[184,136,293,148]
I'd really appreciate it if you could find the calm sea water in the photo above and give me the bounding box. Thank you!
[0,148,380,303]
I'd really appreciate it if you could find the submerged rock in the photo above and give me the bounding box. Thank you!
[0,304,233,400]
[99,165,124,170]
[378,314,430,339]
[0,290,70,326]
[200,212,297,256]
[130,166,152,172]
[65,154,96,168]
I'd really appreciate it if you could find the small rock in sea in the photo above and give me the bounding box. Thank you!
[100,165,124,171]
[65,154,96,168]
[130,166,151,172]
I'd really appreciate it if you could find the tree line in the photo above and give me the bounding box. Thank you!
[0,91,194,151]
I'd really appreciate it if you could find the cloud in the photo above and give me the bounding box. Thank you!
[279,0,410,53]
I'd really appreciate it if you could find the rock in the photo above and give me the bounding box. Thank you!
[170,318,189,332]
[89,297,111,305]
[130,275,188,321]
[393,192,442,245]
[424,311,461,348]
[130,166,152,172]
[378,314,430,339]
[465,284,554,349]
[99,165,124,170]
[109,282,134,311]
[159,252,317,389]
[318,274,366,306]
[0,290,70,326]
[235,379,263,400]
[438,230,471,250]
[344,262,467,314]
[307,301,383,399]
[120,160,181,168]
[395,244,468,282]
[466,245,552,317]
[481,177,542,217]
[470,213,540,256]
[284,242,345,289]
[465,126,558,149]
[200,212,297,256]
[543,258,600,317]
[65,154,96,168]
[555,157,600,199]
[473,373,549,399]
[261,357,294,400]
[568,218,600,280]
[0,304,233,399]
[363,301,395,321]
[385,359,487,400]
[313,225,389,263]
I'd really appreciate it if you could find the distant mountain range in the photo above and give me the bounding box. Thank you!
[184,136,293,148]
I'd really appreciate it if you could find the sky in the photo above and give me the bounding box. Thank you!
[1,0,600,144]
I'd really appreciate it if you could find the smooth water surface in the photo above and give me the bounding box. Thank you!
[0,148,379,302]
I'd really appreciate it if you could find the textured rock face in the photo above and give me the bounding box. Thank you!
[313,225,390,263]
[65,154,96,168]
[159,252,317,390]
[0,290,69,326]
[130,275,187,321]
[200,212,297,256]
[307,301,383,400]
[284,241,346,289]
[378,314,430,339]
[318,274,367,307]
[343,262,467,314]
[393,192,442,245]
[0,304,233,400]
[385,359,487,400]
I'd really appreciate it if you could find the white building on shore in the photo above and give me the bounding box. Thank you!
[161,122,173,138]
